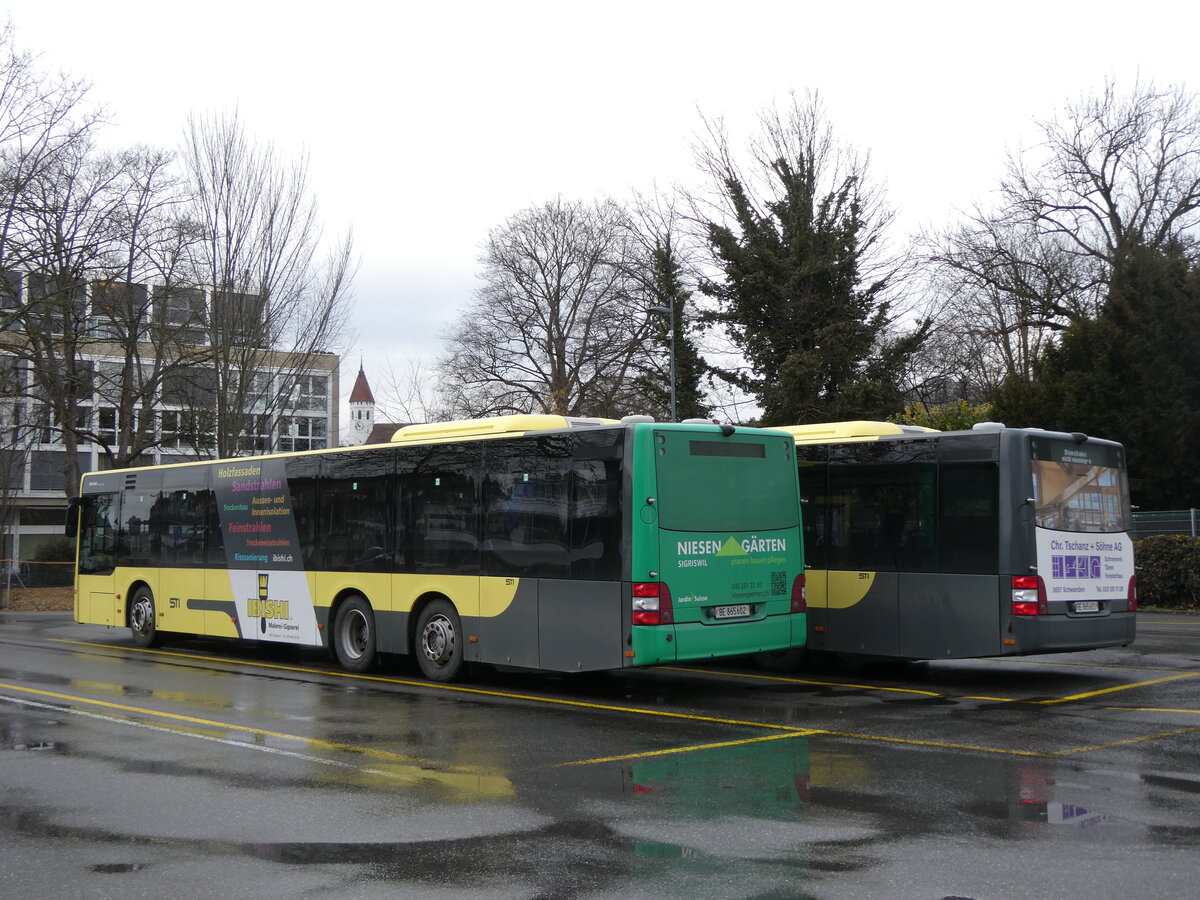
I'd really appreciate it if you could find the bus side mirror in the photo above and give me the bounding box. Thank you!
[65,497,87,536]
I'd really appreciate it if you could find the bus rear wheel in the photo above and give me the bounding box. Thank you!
[416,600,463,682]
[129,587,162,648]
[333,596,377,672]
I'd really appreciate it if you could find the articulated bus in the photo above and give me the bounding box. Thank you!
[775,421,1136,661]
[70,415,806,681]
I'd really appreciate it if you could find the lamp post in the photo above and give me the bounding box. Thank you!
[648,303,676,422]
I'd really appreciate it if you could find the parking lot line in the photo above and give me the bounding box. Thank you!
[1050,726,1200,756]
[43,638,1198,763]
[1036,672,1199,705]
[554,731,816,767]
[51,638,807,732]
[669,666,947,697]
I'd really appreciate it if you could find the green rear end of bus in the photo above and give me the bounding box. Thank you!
[628,425,806,665]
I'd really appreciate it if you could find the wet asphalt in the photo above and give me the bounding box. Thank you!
[0,610,1197,899]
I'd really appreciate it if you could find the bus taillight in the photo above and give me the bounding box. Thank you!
[1127,575,1138,612]
[1012,575,1048,616]
[632,582,674,625]
[791,573,807,613]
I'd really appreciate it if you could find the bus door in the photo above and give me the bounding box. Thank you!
[804,458,900,657]
[75,486,121,625]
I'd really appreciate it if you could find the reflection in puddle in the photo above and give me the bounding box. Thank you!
[971,761,1111,830]
[626,735,811,819]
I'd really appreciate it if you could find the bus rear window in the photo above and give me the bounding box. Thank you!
[689,440,766,459]
[656,432,797,532]
[1031,439,1132,533]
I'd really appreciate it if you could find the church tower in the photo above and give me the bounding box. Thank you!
[347,364,375,446]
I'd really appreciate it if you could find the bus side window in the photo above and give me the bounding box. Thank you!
[482,436,571,579]
[321,449,391,572]
[569,458,622,580]
[159,468,210,568]
[285,456,320,571]
[938,463,999,573]
[405,444,480,575]
[796,460,829,569]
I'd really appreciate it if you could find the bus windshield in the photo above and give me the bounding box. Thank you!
[655,431,798,533]
[1031,439,1132,534]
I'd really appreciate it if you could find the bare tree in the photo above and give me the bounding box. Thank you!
[1009,80,1200,263]
[923,80,1200,396]
[374,353,446,426]
[437,197,653,418]
[179,111,355,456]
[0,21,98,301]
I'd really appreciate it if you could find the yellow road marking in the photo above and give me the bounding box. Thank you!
[0,680,473,770]
[1051,727,1200,755]
[1036,672,1200,705]
[42,639,1199,760]
[556,731,816,767]
[1107,707,1200,715]
[50,639,803,732]
[962,696,1018,702]
[668,665,945,697]
[813,729,1053,757]
[963,658,1190,673]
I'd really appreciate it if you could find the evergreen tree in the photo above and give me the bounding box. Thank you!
[696,96,927,425]
[633,236,709,421]
[993,243,1200,507]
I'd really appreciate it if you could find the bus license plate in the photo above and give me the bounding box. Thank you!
[1074,601,1100,613]
[713,604,751,620]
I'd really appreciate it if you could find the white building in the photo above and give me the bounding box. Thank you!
[0,273,341,564]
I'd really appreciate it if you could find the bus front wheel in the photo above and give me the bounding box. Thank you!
[333,596,377,672]
[129,587,162,648]
[416,600,463,682]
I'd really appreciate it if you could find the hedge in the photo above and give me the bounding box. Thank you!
[1133,536,1200,610]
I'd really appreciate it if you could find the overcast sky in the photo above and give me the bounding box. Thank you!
[6,0,1197,431]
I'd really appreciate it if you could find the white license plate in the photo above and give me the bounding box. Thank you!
[1074,601,1100,613]
[713,604,751,620]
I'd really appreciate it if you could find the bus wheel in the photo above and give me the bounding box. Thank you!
[333,596,377,672]
[129,588,162,648]
[416,600,463,682]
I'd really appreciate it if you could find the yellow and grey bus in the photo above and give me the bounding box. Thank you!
[777,421,1136,661]
[70,415,806,681]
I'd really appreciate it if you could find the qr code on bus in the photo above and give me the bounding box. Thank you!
[771,571,787,596]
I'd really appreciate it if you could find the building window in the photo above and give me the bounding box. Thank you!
[1,270,21,330]
[210,290,266,347]
[90,280,148,340]
[278,416,327,452]
[286,373,328,412]
[97,407,118,445]
[26,272,87,335]
[152,284,207,342]
[236,414,272,454]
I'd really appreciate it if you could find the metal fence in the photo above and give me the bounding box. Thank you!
[1,559,74,610]
[1132,510,1200,539]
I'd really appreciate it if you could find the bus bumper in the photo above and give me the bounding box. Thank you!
[630,614,802,667]
[1007,611,1136,654]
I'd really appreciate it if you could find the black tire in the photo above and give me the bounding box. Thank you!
[415,599,464,682]
[333,595,377,672]
[129,587,162,648]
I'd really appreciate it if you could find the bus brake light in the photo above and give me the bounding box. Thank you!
[791,573,807,613]
[632,582,674,626]
[1127,575,1138,612]
[1012,575,1048,616]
